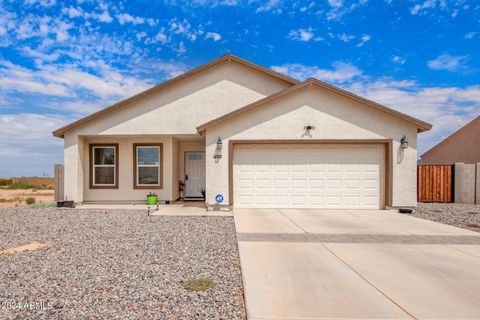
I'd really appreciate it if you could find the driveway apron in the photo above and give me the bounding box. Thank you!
[234,208,480,320]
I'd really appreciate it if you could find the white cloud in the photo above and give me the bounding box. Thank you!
[169,18,202,41]
[0,60,70,96]
[155,31,169,43]
[356,34,371,47]
[346,79,480,154]
[427,54,469,71]
[326,0,368,20]
[287,28,322,42]
[300,2,315,12]
[21,46,61,64]
[337,33,355,42]
[61,6,113,23]
[0,113,70,177]
[13,15,74,42]
[328,0,343,7]
[256,0,281,13]
[146,18,158,27]
[173,41,186,54]
[136,31,147,41]
[62,6,83,18]
[97,11,113,23]
[24,0,57,7]
[465,32,477,39]
[116,13,145,25]
[145,62,188,79]
[205,32,222,41]
[392,55,406,65]
[175,0,240,6]
[271,61,362,82]
[0,59,151,100]
[410,0,436,15]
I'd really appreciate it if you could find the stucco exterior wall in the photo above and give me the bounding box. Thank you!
[64,132,85,202]
[81,136,174,202]
[420,117,480,165]
[205,86,419,207]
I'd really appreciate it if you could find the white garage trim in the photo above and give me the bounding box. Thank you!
[228,140,392,208]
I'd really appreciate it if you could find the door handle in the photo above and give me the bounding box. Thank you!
[185,174,188,180]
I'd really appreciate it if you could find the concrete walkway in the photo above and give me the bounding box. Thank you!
[234,209,480,320]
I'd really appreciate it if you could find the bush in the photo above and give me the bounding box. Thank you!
[25,197,36,205]
[6,182,38,190]
[184,278,214,292]
[0,178,13,186]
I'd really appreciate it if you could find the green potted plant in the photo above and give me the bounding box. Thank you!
[147,192,157,205]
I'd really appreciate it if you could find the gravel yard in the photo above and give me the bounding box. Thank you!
[0,207,245,319]
[413,203,480,232]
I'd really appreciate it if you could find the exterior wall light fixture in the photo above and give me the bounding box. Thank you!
[400,135,408,149]
[213,137,223,159]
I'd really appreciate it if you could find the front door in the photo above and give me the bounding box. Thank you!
[185,152,206,198]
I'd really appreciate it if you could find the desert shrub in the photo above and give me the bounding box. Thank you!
[25,197,36,205]
[6,182,38,190]
[0,178,13,186]
[184,278,214,292]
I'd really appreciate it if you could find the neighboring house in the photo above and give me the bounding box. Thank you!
[53,54,431,209]
[419,116,480,165]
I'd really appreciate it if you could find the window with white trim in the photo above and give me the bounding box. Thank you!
[135,145,161,187]
[92,146,117,187]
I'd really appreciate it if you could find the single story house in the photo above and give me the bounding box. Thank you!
[53,54,432,209]
[419,115,479,165]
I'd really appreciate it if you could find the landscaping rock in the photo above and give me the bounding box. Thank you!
[413,203,480,233]
[0,208,245,319]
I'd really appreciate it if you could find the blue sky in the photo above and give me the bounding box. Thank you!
[0,0,479,177]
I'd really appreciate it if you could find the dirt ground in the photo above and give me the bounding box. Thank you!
[0,189,54,208]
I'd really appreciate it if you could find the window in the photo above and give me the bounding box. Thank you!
[133,143,163,189]
[89,144,118,189]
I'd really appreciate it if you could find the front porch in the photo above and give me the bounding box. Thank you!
[64,134,206,204]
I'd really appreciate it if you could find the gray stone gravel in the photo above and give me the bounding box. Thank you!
[0,207,245,319]
[411,203,480,233]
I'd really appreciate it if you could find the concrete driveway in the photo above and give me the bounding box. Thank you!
[234,209,480,320]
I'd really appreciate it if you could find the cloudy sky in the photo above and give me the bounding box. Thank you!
[0,0,479,177]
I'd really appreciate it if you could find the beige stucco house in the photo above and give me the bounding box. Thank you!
[419,116,479,165]
[53,54,432,209]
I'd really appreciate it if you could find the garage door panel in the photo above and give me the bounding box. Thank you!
[234,145,383,209]
[309,179,325,189]
[255,179,270,188]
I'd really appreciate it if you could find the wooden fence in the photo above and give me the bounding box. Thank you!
[54,164,64,202]
[417,165,453,203]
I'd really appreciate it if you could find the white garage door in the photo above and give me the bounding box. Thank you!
[233,144,383,209]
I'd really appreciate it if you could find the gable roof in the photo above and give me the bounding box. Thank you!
[196,78,432,133]
[420,115,480,159]
[52,54,299,138]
